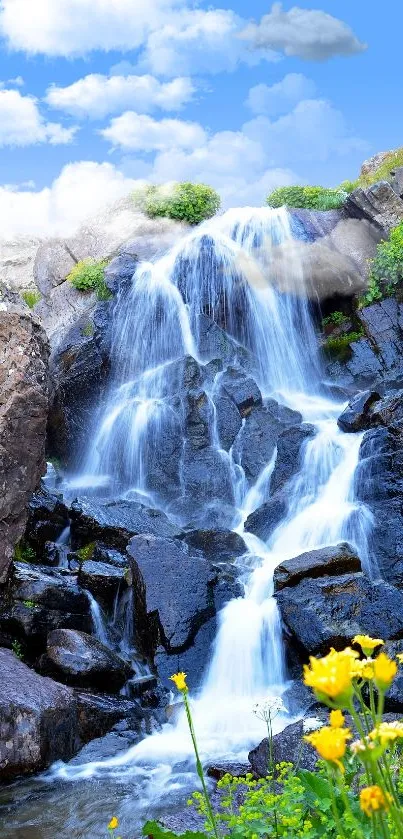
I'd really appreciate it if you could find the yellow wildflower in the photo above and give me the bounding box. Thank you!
[353,635,384,656]
[359,786,392,817]
[373,652,397,690]
[303,648,357,704]
[396,653,403,663]
[304,725,351,771]
[351,658,374,680]
[329,709,345,728]
[170,672,188,692]
[369,721,403,745]
[108,817,119,830]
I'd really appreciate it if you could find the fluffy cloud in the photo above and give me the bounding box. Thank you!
[100,112,206,151]
[45,74,195,119]
[0,161,139,237]
[0,88,77,146]
[246,73,316,116]
[0,0,181,55]
[240,2,366,61]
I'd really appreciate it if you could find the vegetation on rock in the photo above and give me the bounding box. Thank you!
[359,147,403,188]
[21,288,41,309]
[322,311,349,329]
[266,185,348,211]
[134,182,221,225]
[323,330,364,361]
[360,221,403,306]
[67,259,112,300]
[13,541,36,564]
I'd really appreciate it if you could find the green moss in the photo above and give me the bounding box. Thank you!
[81,321,95,337]
[21,288,41,308]
[77,542,96,562]
[67,259,112,301]
[22,599,37,609]
[11,639,23,660]
[14,542,36,564]
[323,329,364,361]
[267,185,347,211]
[134,182,221,225]
[322,311,348,328]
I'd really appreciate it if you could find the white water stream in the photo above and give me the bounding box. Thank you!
[47,208,374,821]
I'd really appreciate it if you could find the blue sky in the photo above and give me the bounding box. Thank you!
[0,0,401,236]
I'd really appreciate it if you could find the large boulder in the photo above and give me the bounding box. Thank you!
[345,182,403,235]
[0,648,77,780]
[244,488,288,542]
[43,628,131,691]
[70,498,181,551]
[249,721,318,776]
[276,572,403,656]
[273,544,361,592]
[25,485,70,551]
[270,423,315,493]
[78,559,128,608]
[0,290,49,583]
[337,390,380,432]
[234,402,302,483]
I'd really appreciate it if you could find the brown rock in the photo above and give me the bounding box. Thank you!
[0,288,49,583]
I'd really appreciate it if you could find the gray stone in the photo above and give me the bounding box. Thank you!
[70,498,181,551]
[249,721,318,776]
[345,182,403,234]
[273,544,361,592]
[337,390,380,432]
[44,628,131,690]
[391,166,403,200]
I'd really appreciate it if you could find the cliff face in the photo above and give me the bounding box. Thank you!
[0,288,49,583]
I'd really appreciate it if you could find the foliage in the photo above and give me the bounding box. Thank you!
[266,185,347,211]
[67,259,111,300]
[21,288,41,308]
[359,147,403,188]
[338,179,360,194]
[82,321,95,337]
[323,330,364,361]
[322,311,349,328]
[22,600,37,609]
[13,541,36,564]
[77,542,96,562]
[141,641,403,839]
[11,639,23,660]
[370,222,403,292]
[135,182,221,225]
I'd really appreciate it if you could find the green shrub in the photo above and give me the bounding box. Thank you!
[323,329,364,361]
[322,311,348,328]
[21,288,41,309]
[81,321,94,337]
[135,182,221,225]
[11,639,23,660]
[267,185,347,211]
[23,600,37,609]
[338,179,360,193]
[359,147,403,187]
[370,221,403,291]
[67,259,111,300]
[77,542,96,562]
[14,542,36,564]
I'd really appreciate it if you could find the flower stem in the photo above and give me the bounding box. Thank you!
[183,692,220,839]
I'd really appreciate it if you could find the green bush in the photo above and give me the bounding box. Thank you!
[370,221,403,291]
[21,289,41,309]
[266,185,347,211]
[67,259,111,300]
[14,542,36,564]
[322,311,348,328]
[135,182,221,225]
[323,329,364,361]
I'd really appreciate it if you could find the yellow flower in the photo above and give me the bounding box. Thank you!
[359,786,392,817]
[353,635,384,656]
[170,672,188,692]
[369,721,403,745]
[108,817,119,830]
[329,710,345,728]
[351,658,374,680]
[373,652,397,690]
[304,725,351,771]
[396,653,403,664]
[303,648,357,704]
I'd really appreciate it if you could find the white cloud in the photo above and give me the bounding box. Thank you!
[241,2,366,61]
[246,73,316,116]
[0,88,78,146]
[100,112,206,152]
[0,0,183,56]
[0,161,139,237]
[139,8,278,76]
[45,73,195,119]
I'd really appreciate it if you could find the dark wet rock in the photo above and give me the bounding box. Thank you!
[70,498,181,551]
[0,647,77,780]
[234,400,303,483]
[181,445,235,507]
[196,313,257,372]
[92,544,128,568]
[41,542,72,568]
[104,253,138,294]
[368,390,403,428]
[249,721,318,775]
[244,489,288,542]
[270,424,315,493]
[337,390,380,432]
[214,392,242,450]
[207,761,251,780]
[75,691,145,741]
[26,486,70,550]
[0,292,49,583]
[44,628,131,690]
[78,560,128,608]
[282,680,320,717]
[184,387,211,450]
[345,181,403,234]
[47,298,115,464]
[276,572,403,656]
[220,367,262,417]
[182,530,247,563]
[68,731,138,765]
[0,564,92,650]
[273,544,361,592]
[355,426,403,585]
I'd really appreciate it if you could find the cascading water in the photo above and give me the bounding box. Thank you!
[41,207,375,833]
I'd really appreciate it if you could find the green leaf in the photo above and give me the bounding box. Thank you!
[297,768,333,802]
[142,820,209,839]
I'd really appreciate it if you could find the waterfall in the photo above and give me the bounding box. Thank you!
[50,207,374,793]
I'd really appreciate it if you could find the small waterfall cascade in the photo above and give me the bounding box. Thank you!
[50,208,375,803]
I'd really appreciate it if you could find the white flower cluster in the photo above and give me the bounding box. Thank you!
[253,696,286,721]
